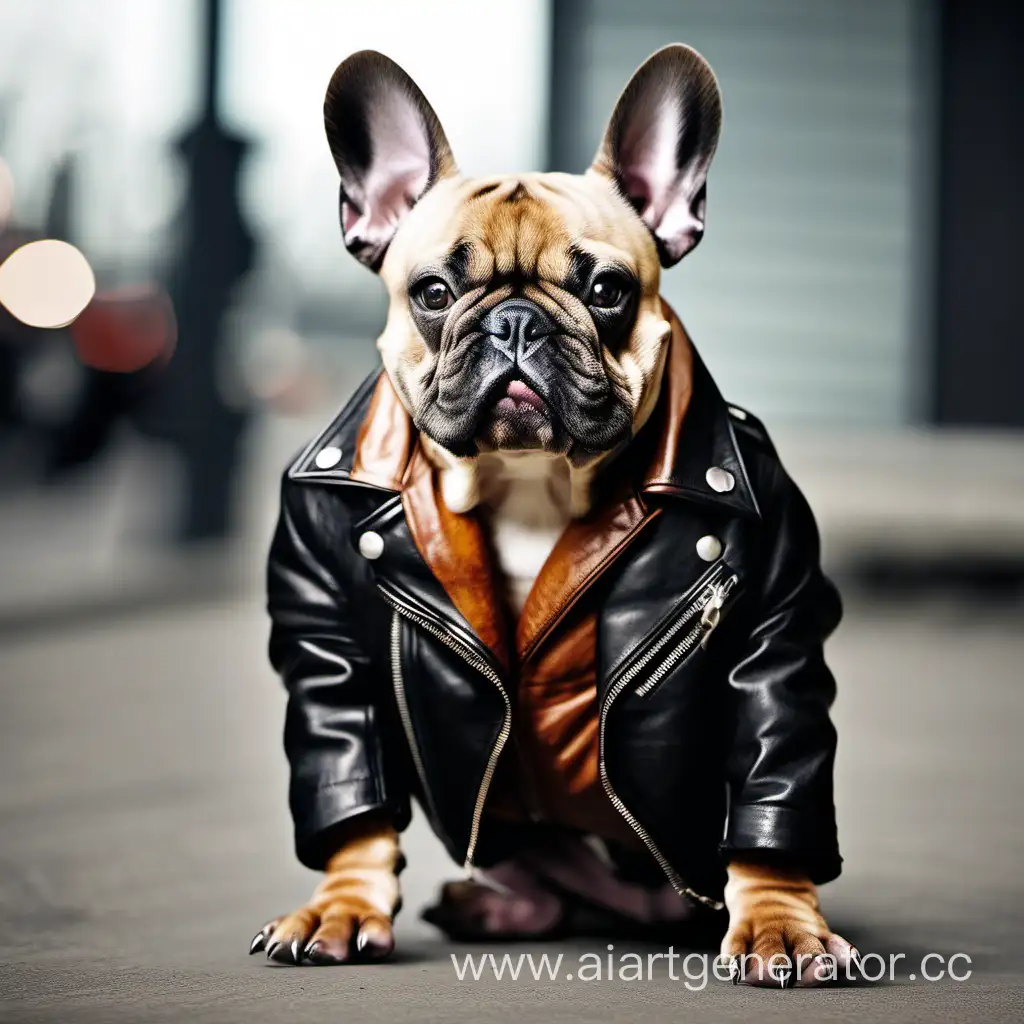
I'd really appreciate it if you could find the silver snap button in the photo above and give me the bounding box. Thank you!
[727,405,748,421]
[696,535,722,562]
[314,445,342,470]
[705,467,735,493]
[358,531,384,560]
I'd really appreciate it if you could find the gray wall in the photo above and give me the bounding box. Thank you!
[550,0,936,426]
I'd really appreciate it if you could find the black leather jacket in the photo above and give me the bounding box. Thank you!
[267,342,842,904]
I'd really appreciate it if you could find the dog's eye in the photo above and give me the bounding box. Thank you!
[588,274,628,309]
[415,279,453,311]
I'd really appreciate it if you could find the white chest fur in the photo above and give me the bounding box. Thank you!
[476,452,573,617]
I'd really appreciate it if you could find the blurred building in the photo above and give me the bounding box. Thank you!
[0,0,1020,621]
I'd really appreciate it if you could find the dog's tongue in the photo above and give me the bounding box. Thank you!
[501,379,544,411]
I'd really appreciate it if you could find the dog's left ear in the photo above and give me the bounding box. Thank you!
[592,44,722,266]
[324,50,457,271]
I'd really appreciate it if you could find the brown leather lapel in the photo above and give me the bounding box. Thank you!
[401,444,511,670]
[349,373,414,490]
[516,483,660,662]
[641,305,695,491]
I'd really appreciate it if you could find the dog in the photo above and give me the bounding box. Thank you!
[252,44,854,987]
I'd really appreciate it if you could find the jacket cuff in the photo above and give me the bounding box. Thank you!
[721,803,842,884]
[291,776,389,870]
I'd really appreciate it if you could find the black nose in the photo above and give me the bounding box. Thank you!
[479,299,555,363]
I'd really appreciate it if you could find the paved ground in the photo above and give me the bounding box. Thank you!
[0,588,1022,1023]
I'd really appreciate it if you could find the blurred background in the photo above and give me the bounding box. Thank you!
[0,2,1021,1022]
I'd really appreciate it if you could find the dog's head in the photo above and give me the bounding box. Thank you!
[324,45,721,510]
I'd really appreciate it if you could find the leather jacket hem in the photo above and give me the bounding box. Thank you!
[720,802,842,884]
[292,777,390,870]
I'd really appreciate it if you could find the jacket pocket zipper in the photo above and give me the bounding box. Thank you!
[377,584,511,870]
[632,570,740,698]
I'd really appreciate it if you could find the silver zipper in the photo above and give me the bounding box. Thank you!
[598,686,724,910]
[597,566,740,911]
[377,587,511,870]
[609,562,725,698]
[634,572,740,697]
[389,611,444,834]
[699,574,739,648]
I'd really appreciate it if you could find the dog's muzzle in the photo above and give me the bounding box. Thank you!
[478,299,557,369]
[416,291,632,461]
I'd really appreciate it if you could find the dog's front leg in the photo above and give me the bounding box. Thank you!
[720,856,859,987]
[250,813,402,965]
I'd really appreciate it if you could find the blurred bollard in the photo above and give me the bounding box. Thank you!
[150,0,257,542]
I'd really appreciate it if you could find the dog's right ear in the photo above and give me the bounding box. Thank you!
[324,51,457,271]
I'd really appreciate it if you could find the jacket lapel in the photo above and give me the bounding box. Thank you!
[641,309,761,519]
[401,445,512,671]
[516,479,659,663]
[349,372,415,490]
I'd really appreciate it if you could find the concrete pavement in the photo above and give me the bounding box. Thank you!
[0,591,1022,1022]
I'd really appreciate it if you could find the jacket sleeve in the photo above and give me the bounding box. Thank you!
[267,474,405,869]
[720,460,843,883]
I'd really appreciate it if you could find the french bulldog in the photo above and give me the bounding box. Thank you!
[252,44,855,988]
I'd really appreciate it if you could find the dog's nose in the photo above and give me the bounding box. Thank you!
[479,299,555,363]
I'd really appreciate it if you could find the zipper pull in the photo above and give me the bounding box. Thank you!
[700,575,738,648]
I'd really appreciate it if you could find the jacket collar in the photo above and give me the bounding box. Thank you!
[293,302,759,519]
[291,303,760,669]
[638,307,761,519]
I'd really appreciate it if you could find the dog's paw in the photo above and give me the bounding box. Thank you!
[249,895,396,966]
[720,917,857,987]
[721,857,858,988]
[249,816,402,966]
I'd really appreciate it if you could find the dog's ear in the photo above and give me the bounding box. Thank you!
[592,45,722,267]
[324,51,457,271]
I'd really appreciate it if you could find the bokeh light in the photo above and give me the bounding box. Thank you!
[0,238,96,328]
[69,285,177,372]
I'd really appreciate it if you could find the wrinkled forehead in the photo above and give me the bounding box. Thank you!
[381,172,660,289]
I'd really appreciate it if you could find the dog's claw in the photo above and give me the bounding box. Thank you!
[266,941,281,961]
[249,932,266,955]
[291,939,302,964]
[850,947,863,974]
[728,958,741,985]
[774,966,792,988]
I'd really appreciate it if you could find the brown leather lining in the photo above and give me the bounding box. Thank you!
[487,608,641,846]
[401,444,511,669]
[516,487,660,662]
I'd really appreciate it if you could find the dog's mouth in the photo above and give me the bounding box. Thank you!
[476,378,556,451]
[495,379,546,416]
